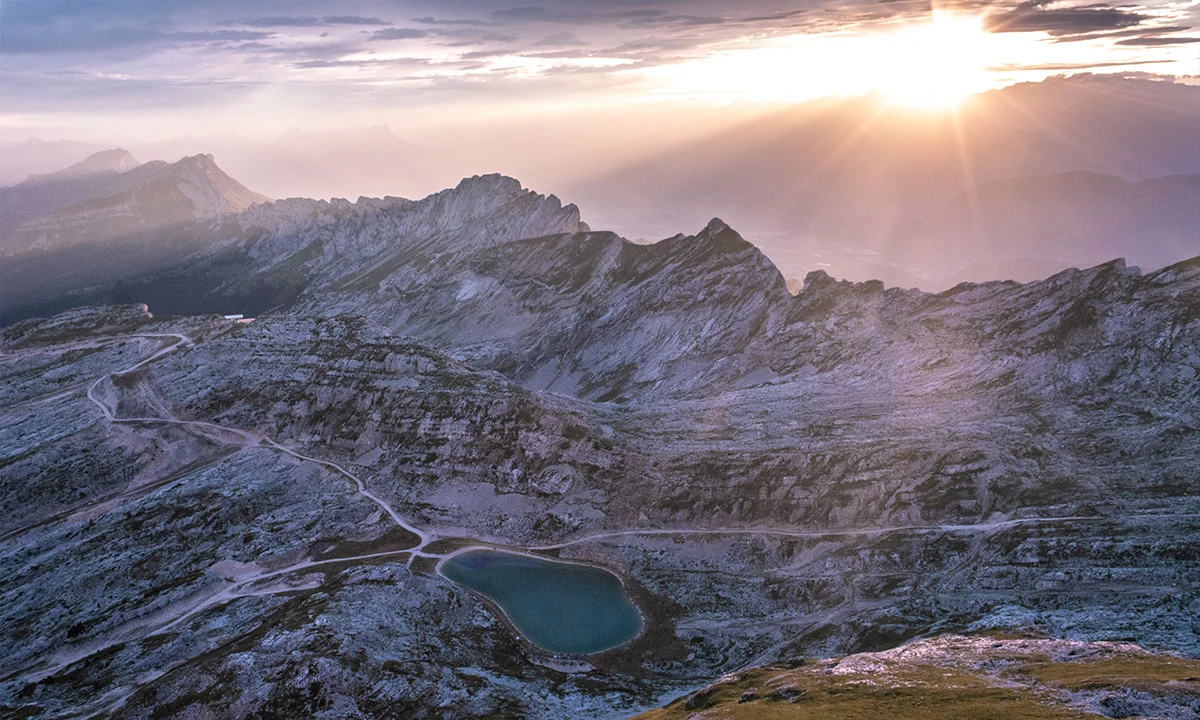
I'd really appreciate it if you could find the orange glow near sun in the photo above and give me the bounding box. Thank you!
[645,12,1044,108]
[869,15,992,107]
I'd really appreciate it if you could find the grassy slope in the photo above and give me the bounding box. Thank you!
[633,634,1200,720]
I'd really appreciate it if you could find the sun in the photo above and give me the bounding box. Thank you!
[642,11,1002,107]
[870,14,992,108]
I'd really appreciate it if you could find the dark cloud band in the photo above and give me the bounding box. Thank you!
[984,2,1147,36]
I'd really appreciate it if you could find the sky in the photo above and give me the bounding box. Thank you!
[1,0,1197,144]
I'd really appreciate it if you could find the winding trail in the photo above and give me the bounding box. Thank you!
[10,330,441,690]
[527,513,1200,551]
[81,332,435,555]
[262,439,433,554]
[74,331,1200,575]
[148,547,417,638]
[84,333,194,418]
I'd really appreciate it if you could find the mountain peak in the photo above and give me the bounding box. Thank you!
[153,154,268,216]
[691,216,759,256]
[803,269,836,291]
[422,174,580,229]
[176,152,218,169]
[705,217,731,234]
[22,148,140,185]
[453,173,524,197]
[2,151,270,257]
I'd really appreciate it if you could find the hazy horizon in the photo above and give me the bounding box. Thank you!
[2,1,1198,289]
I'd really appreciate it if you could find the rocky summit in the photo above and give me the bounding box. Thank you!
[0,174,1197,719]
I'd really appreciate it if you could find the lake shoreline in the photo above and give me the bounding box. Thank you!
[438,547,645,656]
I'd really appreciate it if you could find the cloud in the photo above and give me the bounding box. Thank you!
[460,49,518,59]
[413,16,489,27]
[1116,36,1200,45]
[437,32,522,46]
[615,9,668,19]
[533,32,590,46]
[174,30,278,42]
[222,14,392,28]
[323,16,390,26]
[984,1,1147,36]
[292,57,437,69]
[2,0,1193,133]
[0,25,274,54]
[985,58,1175,71]
[1048,24,1194,42]
[492,7,557,22]
[629,14,729,27]
[225,16,325,28]
[370,28,429,41]
[476,3,811,31]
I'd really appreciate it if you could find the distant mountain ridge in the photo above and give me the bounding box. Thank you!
[0,138,113,186]
[4,164,1197,408]
[5,76,1195,291]
[0,153,270,323]
[1,149,147,226]
[124,124,459,201]
[20,148,140,185]
[1,152,268,254]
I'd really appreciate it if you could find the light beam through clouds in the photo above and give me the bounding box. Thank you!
[0,0,1195,141]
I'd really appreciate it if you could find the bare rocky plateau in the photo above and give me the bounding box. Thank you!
[0,174,1197,719]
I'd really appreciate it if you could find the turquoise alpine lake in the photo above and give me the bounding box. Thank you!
[439,549,643,655]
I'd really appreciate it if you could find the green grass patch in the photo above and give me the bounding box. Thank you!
[638,662,1104,720]
[1016,654,1200,696]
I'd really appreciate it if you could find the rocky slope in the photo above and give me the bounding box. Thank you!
[0,173,1197,718]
